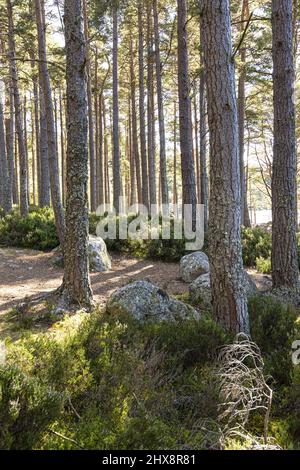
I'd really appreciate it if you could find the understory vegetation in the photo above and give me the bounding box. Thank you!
[0,207,292,271]
[0,294,300,450]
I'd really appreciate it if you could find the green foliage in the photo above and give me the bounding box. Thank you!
[242,227,272,268]
[89,213,189,262]
[0,365,63,450]
[1,311,227,450]
[255,256,272,274]
[249,295,300,385]
[0,207,59,251]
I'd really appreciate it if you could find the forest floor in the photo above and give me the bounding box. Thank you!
[0,247,272,335]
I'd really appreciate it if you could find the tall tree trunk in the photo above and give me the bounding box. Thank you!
[129,34,142,204]
[5,79,18,204]
[31,99,36,206]
[0,100,13,213]
[199,24,208,232]
[103,97,110,205]
[59,88,65,206]
[177,0,197,225]
[147,1,157,207]
[238,0,251,227]
[138,0,149,209]
[62,0,93,307]
[34,0,65,245]
[271,0,299,289]
[6,0,29,216]
[200,0,249,334]
[83,0,96,212]
[112,4,121,213]
[173,101,178,205]
[153,0,169,208]
[30,57,41,206]
[39,85,50,207]
[23,96,30,204]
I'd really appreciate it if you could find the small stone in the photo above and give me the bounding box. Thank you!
[180,251,210,283]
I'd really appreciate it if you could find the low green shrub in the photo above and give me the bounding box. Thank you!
[0,365,63,450]
[1,311,227,450]
[0,207,59,251]
[242,226,272,267]
[255,256,272,274]
[249,294,300,385]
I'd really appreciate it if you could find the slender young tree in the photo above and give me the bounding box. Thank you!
[238,0,251,227]
[112,1,122,212]
[6,0,29,216]
[199,24,208,232]
[138,0,149,209]
[83,0,97,212]
[0,99,13,213]
[129,33,142,203]
[200,0,249,334]
[34,0,65,245]
[153,0,169,208]
[147,0,157,207]
[271,0,299,290]
[62,0,93,308]
[177,0,197,225]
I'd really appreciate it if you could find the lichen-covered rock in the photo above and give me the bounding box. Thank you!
[189,273,212,309]
[51,236,111,272]
[180,251,210,283]
[88,235,111,272]
[189,271,258,309]
[107,280,200,322]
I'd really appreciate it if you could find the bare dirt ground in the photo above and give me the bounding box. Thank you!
[0,246,271,317]
[0,247,190,316]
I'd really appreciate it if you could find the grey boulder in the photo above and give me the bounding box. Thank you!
[180,251,210,283]
[107,280,200,322]
[189,271,258,309]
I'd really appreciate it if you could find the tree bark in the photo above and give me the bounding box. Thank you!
[238,0,251,227]
[199,24,208,233]
[112,4,122,213]
[34,0,65,245]
[6,0,29,216]
[138,0,149,209]
[0,99,13,213]
[83,0,96,212]
[200,0,249,334]
[130,33,142,204]
[62,0,93,308]
[271,0,299,289]
[5,78,18,204]
[177,0,197,225]
[147,1,157,207]
[153,0,169,208]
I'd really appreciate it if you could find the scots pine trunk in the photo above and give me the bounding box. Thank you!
[200,0,249,334]
[147,1,157,208]
[138,0,149,209]
[153,0,169,208]
[272,0,299,290]
[112,4,121,213]
[34,0,64,245]
[63,0,93,308]
[6,0,29,216]
[0,100,13,213]
[238,0,251,228]
[129,34,142,203]
[177,0,197,224]
[83,0,96,212]
[199,25,208,232]
[39,86,50,207]
[5,79,17,204]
